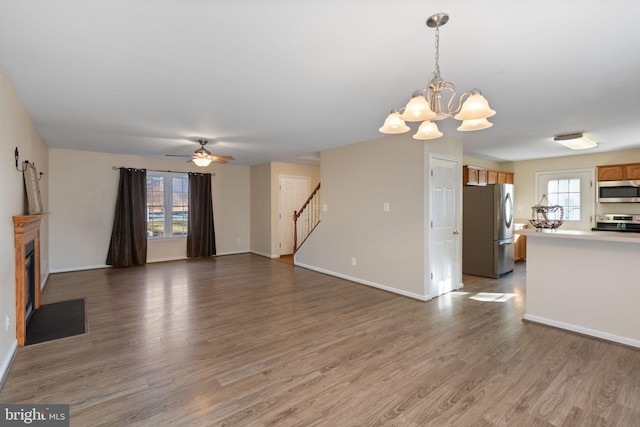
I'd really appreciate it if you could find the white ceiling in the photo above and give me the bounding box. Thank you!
[2,1,640,166]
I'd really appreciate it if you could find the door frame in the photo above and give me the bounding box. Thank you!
[426,153,462,299]
[535,168,595,231]
[278,175,310,256]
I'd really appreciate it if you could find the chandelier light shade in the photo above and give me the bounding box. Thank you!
[378,111,411,134]
[413,121,443,140]
[554,133,598,150]
[453,93,496,121]
[457,118,493,132]
[400,95,437,122]
[379,13,496,139]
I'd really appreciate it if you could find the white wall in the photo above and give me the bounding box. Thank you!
[295,133,462,299]
[48,148,250,271]
[0,67,49,382]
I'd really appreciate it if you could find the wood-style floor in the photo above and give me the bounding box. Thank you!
[1,254,639,426]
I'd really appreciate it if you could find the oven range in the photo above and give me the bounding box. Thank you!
[592,213,640,233]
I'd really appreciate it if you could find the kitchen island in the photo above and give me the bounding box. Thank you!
[517,228,640,348]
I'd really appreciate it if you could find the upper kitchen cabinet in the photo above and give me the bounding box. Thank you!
[463,165,513,186]
[625,163,640,180]
[463,166,487,186]
[597,163,640,181]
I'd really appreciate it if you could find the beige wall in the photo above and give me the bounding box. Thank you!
[295,133,462,299]
[270,162,320,255]
[463,155,512,172]
[250,163,272,257]
[0,67,49,379]
[250,162,320,258]
[512,148,640,222]
[48,148,250,271]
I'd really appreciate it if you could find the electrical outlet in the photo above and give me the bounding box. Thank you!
[384,202,390,212]
[236,237,242,244]
[5,315,9,331]
[351,258,357,266]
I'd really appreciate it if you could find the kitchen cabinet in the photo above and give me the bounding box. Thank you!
[514,223,527,261]
[625,163,640,179]
[463,166,487,186]
[463,165,513,186]
[514,234,526,261]
[597,163,640,181]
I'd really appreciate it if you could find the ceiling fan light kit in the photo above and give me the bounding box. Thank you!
[166,139,234,167]
[380,12,496,140]
[192,156,213,167]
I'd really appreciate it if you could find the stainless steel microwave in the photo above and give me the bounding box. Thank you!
[597,180,640,203]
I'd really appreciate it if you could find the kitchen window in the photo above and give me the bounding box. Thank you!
[536,169,594,230]
[546,178,580,220]
[147,171,189,238]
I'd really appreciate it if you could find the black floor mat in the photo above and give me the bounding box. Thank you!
[25,299,86,345]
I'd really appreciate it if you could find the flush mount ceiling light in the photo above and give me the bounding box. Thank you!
[554,133,598,150]
[379,13,496,140]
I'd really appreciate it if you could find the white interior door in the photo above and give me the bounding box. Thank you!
[428,156,461,298]
[279,176,310,255]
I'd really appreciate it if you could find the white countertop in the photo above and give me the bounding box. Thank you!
[516,228,640,243]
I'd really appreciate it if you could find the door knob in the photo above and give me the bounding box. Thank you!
[453,230,459,235]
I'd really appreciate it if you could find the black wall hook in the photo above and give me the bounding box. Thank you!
[15,147,44,180]
[15,147,28,172]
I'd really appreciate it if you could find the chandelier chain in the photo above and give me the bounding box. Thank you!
[433,25,441,79]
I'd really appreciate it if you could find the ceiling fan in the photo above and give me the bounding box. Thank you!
[166,139,234,167]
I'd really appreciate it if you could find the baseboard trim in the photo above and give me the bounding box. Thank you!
[216,250,251,256]
[523,314,640,349]
[294,261,428,301]
[50,264,110,273]
[0,339,18,391]
[250,250,278,259]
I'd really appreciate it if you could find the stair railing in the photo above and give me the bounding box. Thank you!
[293,182,321,253]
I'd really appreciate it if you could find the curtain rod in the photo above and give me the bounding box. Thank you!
[112,166,215,176]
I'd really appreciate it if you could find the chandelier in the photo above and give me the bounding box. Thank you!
[379,13,496,140]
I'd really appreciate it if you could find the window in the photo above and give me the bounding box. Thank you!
[146,172,189,238]
[546,178,581,221]
[536,170,594,231]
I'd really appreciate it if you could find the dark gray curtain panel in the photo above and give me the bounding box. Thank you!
[187,172,216,258]
[106,168,147,267]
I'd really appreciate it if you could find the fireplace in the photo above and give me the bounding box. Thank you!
[13,215,42,346]
[25,240,36,324]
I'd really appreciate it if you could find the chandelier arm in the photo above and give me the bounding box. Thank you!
[442,85,457,117]
[451,91,471,116]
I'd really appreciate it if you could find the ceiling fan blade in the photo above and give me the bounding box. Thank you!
[213,155,234,160]
[210,157,228,164]
[166,154,191,158]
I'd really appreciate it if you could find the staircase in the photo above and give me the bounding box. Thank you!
[293,182,321,253]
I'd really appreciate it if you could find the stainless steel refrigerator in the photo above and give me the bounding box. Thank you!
[463,183,514,278]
